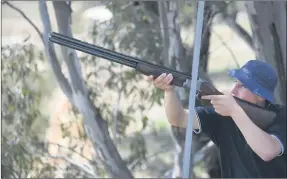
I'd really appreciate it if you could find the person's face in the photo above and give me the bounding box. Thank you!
[230,80,264,104]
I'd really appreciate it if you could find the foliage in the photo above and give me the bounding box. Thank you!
[73,2,183,172]
[3,1,270,178]
[1,2,178,177]
[1,43,93,178]
[70,1,201,173]
[1,43,53,178]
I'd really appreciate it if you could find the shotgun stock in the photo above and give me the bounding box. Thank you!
[48,32,277,130]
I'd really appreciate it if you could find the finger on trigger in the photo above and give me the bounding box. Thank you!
[202,95,219,100]
[201,95,212,100]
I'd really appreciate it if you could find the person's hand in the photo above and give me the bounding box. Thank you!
[147,73,174,91]
[201,92,240,116]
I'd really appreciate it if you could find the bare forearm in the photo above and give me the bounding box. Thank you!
[164,89,187,128]
[164,90,199,129]
[231,106,281,161]
[148,73,199,129]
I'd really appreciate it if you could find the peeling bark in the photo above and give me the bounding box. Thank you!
[158,1,217,178]
[245,1,286,105]
[158,2,188,177]
[158,0,170,65]
[39,1,133,178]
[38,0,73,102]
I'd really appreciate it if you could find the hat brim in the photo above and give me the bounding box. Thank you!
[228,69,274,103]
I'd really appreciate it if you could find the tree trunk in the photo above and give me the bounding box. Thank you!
[39,1,133,178]
[158,1,218,177]
[245,1,286,105]
[158,2,187,177]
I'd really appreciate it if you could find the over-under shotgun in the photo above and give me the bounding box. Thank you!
[48,32,277,130]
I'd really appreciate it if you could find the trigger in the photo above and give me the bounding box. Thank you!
[196,93,201,100]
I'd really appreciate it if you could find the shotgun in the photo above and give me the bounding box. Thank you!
[48,32,276,130]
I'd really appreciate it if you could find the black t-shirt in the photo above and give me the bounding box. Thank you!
[193,105,286,178]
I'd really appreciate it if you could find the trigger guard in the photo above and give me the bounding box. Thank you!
[196,93,201,100]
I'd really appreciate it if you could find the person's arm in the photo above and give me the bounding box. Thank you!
[164,89,199,130]
[163,84,227,147]
[148,73,223,141]
[164,89,224,141]
[147,73,200,130]
[231,105,285,161]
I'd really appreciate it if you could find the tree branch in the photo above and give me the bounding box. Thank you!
[225,18,254,50]
[38,0,73,101]
[211,30,240,68]
[212,1,253,50]
[3,1,44,45]
[128,143,171,170]
[112,84,122,140]
[31,140,98,177]
[44,142,93,163]
[52,1,87,94]
[46,153,98,177]
[162,141,215,178]
[48,1,134,178]
[158,0,170,64]
[193,141,215,165]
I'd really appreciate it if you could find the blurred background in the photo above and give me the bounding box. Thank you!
[1,1,286,178]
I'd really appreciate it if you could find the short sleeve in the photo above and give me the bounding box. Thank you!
[266,107,286,156]
[193,106,224,145]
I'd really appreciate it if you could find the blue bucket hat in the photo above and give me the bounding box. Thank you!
[228,60,278,103]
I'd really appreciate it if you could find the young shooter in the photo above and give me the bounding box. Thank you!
[147,60,286,177]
